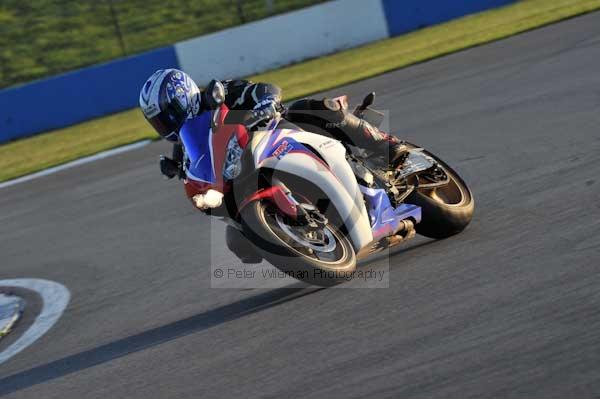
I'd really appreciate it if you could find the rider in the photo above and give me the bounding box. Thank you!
[139,69,408,188]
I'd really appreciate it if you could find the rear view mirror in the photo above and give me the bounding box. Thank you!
[205,80,225,109]
[361,92,376,109]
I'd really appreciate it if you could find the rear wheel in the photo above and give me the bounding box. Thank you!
[406,149,474,239]
[240,201,356,286]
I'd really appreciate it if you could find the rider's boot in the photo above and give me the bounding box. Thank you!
[359,121,410,169]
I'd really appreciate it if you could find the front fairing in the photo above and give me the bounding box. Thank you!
[180,111,216,184]
[180,104,247,202]
[249,126,374,252]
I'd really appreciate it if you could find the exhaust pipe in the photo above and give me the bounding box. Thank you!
[386,219,416,247]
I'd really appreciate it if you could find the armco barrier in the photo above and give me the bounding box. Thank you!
[0,0,516,143]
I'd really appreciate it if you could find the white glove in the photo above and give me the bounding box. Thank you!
[192,189,224,210]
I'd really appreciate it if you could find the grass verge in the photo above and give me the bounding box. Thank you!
[1,0,599,182]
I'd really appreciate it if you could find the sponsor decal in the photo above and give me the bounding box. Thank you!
[318,139,336,149]
[273,139,292,159]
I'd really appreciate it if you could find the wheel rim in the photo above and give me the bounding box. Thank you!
[275,213,337,253]
[419,166,470,207]
[258,203,348,265]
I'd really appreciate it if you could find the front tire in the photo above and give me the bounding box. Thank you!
[240,201,356,286]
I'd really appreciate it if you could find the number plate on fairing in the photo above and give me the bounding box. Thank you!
[396,149,436,179]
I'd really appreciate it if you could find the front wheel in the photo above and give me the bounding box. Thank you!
[240,201,356,286]
[406,148,475,239]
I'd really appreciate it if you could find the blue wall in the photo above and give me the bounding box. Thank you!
[0,46,179,143]
[381,0,516,37]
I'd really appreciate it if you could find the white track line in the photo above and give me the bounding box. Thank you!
[0,279,71,365]
[0,140,152,190]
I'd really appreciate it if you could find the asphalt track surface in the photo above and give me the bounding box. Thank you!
[1,12,600,399]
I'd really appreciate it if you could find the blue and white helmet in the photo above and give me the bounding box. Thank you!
[139,69,201,142]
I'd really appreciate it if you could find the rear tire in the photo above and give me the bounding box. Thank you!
[406,150,474,239]
[240,201,356,286]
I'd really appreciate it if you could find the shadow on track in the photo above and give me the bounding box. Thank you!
[0,238,439,395]
[0,285,323,396]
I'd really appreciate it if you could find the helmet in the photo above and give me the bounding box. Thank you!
[139,69,201,141]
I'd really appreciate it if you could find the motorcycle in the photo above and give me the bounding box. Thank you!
[181,83,474,286]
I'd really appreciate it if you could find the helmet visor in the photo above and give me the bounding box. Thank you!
[147,98,189,141]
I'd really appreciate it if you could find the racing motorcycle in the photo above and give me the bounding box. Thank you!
[182,82,474,286]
